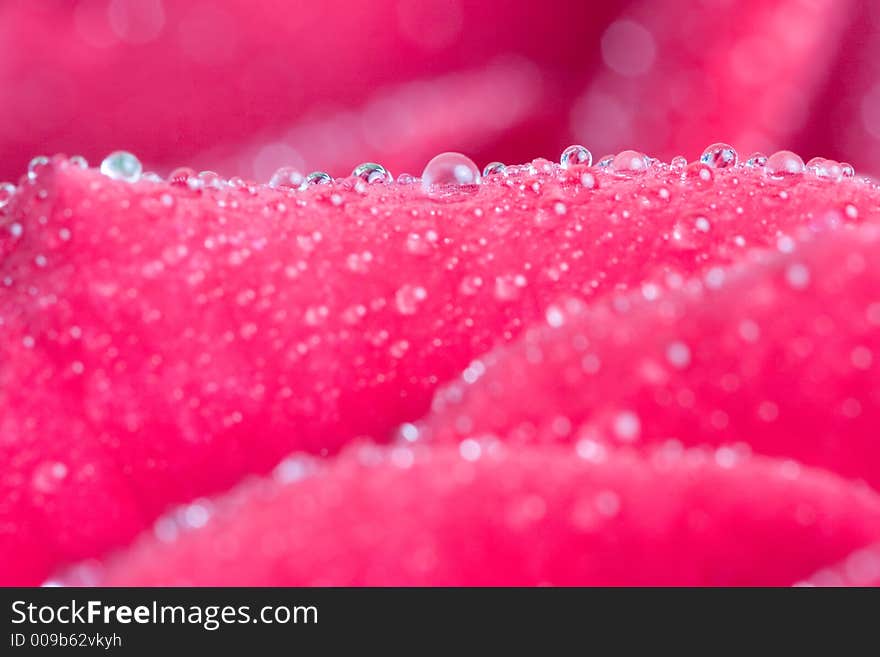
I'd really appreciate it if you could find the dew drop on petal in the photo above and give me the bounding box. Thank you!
[684,162,714,185]
[670,155,687,172]
[482,161,507,177]
[611,150,649,173]
[69,155,88,169]
[745,152,768,168]
[395,284,427,315]
[303,171,333,187]
[765,151,804,179]
[28,156,50,181]
[806,157,843,181]
[352,162,392,184]
[269,166,304,189]
[31,461,68,494]
[560,144,592,169]
[596,155,614,168]
[100,151,142,182]
[0,182,15,209]
[700,143,737,168]
[840,162,855,178]
[169,167,196,186]
[421,152,481,194]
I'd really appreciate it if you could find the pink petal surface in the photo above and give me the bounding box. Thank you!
[421,222,880,487]
[1,157,877,584]
[802,542,880,586]
[73,444,880,586]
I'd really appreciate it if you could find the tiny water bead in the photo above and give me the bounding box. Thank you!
[269,167,304,190]
[596,155,614,168]
[670,155,688,173]
[0,182,15,209]
[68,155,88,169]
[685,162,714,185]
[482,161,507,177]
[169,167,196,186]
[765,151,805,179]
[745,153,768,168]
[352,162,392,184]
[700,143,738,169]
[421,152,480,194]
[303,171,332,186]
[560,145,592,169]
[100,151,143,183]
[611,150,649,173]
[840,162,855,178]
[28,156,50,181]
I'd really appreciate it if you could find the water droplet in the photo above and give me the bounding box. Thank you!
[765,151,804,179]
[684,162,714,185]
[303,171,332,187]
[482,161,507,177]
[421,152,480,194]
[100,151,142,182]
[69,155,88,169]
[666,341,691,368]
[352,162,392,184]
[700,143,737,168]
[611,150,649,173]
[28,156,50,181]
[745,152,768,168]
[0,182,15,209]
[198,170,223,188]
[395,284,427,315]
[396,173,417,184]
[806,157,843,181]
[269,166,304,189]
[169,167,196,186]
[670,155,687,172]
[840,162,855,178]
[596,155,614,168]
[494,273,527,301]
[32,461,68,494]
[613,411,641,442]
[560,144,592,169]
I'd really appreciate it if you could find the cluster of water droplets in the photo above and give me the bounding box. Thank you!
[1,143,865,217]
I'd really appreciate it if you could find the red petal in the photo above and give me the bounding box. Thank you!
[1,157,875,583]
[77,444,880,586]
[421,222,880,487]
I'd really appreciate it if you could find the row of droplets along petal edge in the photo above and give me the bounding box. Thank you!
[0,143,862,212]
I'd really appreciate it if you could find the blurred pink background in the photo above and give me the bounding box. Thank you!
[1,0,879,181]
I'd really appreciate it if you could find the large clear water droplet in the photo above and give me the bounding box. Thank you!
[700,143,737,168]
[0,182,15,209]
[482,161,507,178]
[100,151,143,182]
[765,151,804,179]
[352,162,392,184]
[421,152,480,194]
[269,166,304,189]
[560,145,592,169]
[806,157,843,181]
[612,150,649,173]
[303,171,332,187]
[28,156,50,181]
